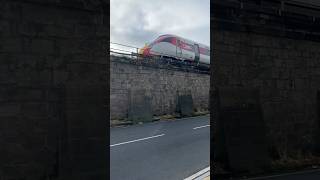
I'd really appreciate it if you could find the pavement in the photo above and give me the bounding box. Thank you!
[110,115,210,180]
[242,169,320,180]
[183,166,210,180]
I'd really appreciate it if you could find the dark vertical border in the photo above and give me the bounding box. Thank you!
[210,0,214,177]
[102,0,111,179]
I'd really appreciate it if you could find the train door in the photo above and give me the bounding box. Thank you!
[176,39,182,59]
[194,44,200,63]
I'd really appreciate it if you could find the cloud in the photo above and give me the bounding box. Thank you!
[110,0,210,52]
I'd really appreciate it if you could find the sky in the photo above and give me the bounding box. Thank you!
[110,0,210,53]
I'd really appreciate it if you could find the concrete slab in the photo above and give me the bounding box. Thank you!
[177,94,194,117]
[128,89,153,123]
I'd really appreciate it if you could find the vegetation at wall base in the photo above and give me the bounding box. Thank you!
[214,155,320,179]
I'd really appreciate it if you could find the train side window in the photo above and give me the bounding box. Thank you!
[177,39,181,46]
[149,41,156,47]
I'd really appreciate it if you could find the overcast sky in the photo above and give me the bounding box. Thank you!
[110,0,210,53]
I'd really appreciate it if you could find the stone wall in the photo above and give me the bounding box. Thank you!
[212,0,320,159]
[110,57,210,120]
[213,30,320,156]
[0,1,108,179]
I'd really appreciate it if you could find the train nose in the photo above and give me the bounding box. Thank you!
[138,47,146,54]
[139,46,151,56]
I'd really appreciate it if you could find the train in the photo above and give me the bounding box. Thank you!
[139,34,210,66]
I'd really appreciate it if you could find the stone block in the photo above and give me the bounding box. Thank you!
[177,94,194,117]
[0,103,20,117]
[1,37,23,53]
[128,89,153,123]
[28,38,55,55]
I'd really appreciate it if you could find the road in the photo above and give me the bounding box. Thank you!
[110,115,210,180]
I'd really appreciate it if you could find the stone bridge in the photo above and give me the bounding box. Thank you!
[110,55,210,121]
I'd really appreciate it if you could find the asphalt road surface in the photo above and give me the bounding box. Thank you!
[110,115,210,180]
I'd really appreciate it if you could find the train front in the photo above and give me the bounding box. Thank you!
[138,43,152,57]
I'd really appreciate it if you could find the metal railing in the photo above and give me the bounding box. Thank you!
[110,41,190,60]
[110,42,140,59]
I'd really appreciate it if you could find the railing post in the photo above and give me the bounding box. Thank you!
[136,48,138,60]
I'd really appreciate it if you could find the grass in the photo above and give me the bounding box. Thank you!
[110,118,132,127]
[271,154,320,171]
[214,154,320,179]
[110,109,210,127]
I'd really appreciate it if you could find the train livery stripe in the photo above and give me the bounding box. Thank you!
[151,36,210,56]
[199,47,210,56]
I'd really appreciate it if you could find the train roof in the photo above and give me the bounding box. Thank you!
[156,34,210,49]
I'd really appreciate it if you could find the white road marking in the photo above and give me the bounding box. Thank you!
[244,169,320,180]
[193,125,210,130]
[110,134,165,147]
[184,166,210,180]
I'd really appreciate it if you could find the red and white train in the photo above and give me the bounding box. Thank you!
[139,34,210,65]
